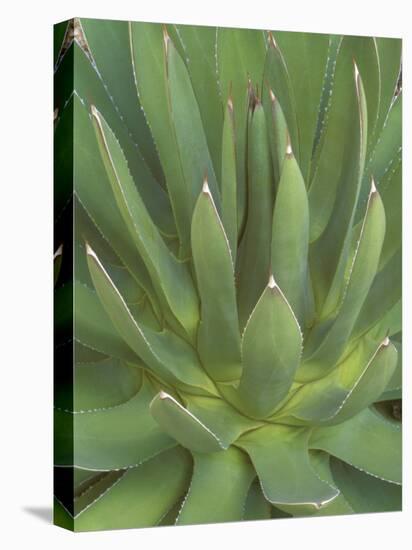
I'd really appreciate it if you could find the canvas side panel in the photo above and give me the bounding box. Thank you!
[53,18,75,532]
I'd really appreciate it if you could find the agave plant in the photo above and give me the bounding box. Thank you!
[54,18,402,531]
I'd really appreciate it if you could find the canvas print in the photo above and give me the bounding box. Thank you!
[53,18,402,531]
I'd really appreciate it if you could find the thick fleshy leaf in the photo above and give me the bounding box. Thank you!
[68,44,175,237]
[359,94,402,217]
[280,336,397,425]
[183,394,261,449]
[272,31,330,180]
[263,35,300,163]
[237,104,274,328]
[221,98,238,259]
[73,95,160,308]
[80,18,163,184]
[237,425,339,514]
[331,457,402,513]
[243,479,272,521]
[55,359,143,412]
[308,39,366,243]
[91,106,199,340]
[129,22,191,253]
[238,277,302,418]
[309,48,368,321]
[379,159,401,268]
[310,407,402,484]
[301,182,386,381]
[74,282,137,362]
[309,451,354,516]
[55,377,175,470]
[216,27,266,233]
[74,448,191,531]
[271,149,310,325]
[166,32,221,213]
[86,245,216,395]
[352,248,401,340]
[174,25,223,176]
[150,392,224,453]
[176,447,255,525]
[263,90,289,182]
[373,37,402,146]
[191,181,241,381]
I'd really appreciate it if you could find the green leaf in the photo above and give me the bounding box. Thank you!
[310,407,402,484]
[237,103,274,328]
[54,20,70,68]
[301,182,386,381]
[74,282,137,362]
[80,18,164,185]
[73,95,159,307]
[237,425,339,514]
[272,31,330,180]
[309,45,368,320]
[175,24,223,176]
[379,159,401,268]
[91,105,200,341]
[263,90,289,183]
[74,360,142,412]
[86,245,216,395]
[177,447,255,525]
[221,98,238,259]
[281,335,397,425]
[129,22,190,253]
[243,479,272,521]
[74,448,191,531]
[271,149,310,325]
[352,248,401,340]
[358,93,402,222]
[166,32,221,214]
[55,358,142,412]
[238,277,302,418]
[263,35,300,164]
[184,394,261,450]
[191,181,241,381]
[150,391,224,453]
[308,39,366,243]
[373,37,402,145]
[308,451,354,516]
[216,27,267,234]
[55,377,175,470]
[69,43,175,237]
[331,457,402,513]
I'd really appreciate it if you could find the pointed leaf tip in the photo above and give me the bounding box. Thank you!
[202,177,211,195]
[85,242,98,259]
[268,274,277,289]
[286,132,293,157]
[382,336,390,347]
[53,244,63,260]
[269,89,276,103]
[370,178,377,194]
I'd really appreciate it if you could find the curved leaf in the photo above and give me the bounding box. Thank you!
[237,424,339,514]
[238,276,302,418]
[176,447,254,525]
[301,181,386,381]
[91,106,199,340]
[86,245,216,395]
[310,407,402,484]
[55,377,175,470]
[150,392,224,453]
[331,457,402,513]
[191,181,241,381]
[271,149,310,325]
[74,448,191,531]
[237,103,274,328]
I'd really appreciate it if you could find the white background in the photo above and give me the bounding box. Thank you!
[0,0,409,548]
